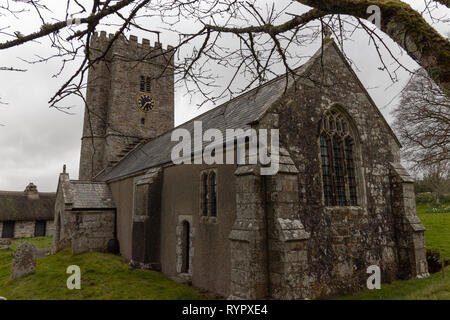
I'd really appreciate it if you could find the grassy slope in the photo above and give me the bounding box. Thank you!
[0,237,209,300]
[1,204,448,300]
[340,204,450,300]
[338,266,450,300]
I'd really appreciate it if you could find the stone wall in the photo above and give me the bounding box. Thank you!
[45,220,55,237]
[54,207,115,255]
[229,165,269,299]
[269,41,426,298]
[14,221,37,238]
[0,220,54,239]
[71,210,115,254]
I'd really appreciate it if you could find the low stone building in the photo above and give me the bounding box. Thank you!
[0,183,55,239]
[53,168,116,254]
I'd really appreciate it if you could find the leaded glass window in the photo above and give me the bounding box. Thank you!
[210,172,217,217]
[320,135,333,206]
[345,137,358,206]
[202,173,208,216]
[319,109,359,206]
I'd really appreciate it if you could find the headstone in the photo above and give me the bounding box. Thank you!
[11,242,36,280]
[0,239,11,250]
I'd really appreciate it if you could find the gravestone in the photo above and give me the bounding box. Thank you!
[11,242,36,280]
[0,239,11,250]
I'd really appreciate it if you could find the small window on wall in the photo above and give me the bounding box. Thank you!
[201,173,208,216]
[2,221,15,238]
[34,220,46,237]
[210,172,217,217]
[200,170,218,219]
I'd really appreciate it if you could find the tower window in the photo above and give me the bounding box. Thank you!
[146,77,151,92]
[141,118,145,125]
[140,76,145,92]
[140,76,151,92]
[319,108,359,206]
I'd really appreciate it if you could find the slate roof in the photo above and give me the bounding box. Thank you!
[98,40,400,182]
[65,180,115,210]
[98,52,315,182]
[0,190,55,222]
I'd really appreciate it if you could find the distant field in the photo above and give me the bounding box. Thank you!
[417,204,450,259]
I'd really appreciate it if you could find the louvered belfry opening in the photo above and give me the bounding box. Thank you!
[34,220,46,237]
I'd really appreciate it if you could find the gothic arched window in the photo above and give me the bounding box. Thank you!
[201,173,208,216]
[200,170,218,219]
[209,172,217,217]
[319,108,358,206]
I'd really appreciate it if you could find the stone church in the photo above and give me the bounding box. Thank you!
[53,31,429,299]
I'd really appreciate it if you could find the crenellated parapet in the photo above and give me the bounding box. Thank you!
[89,31,174,61]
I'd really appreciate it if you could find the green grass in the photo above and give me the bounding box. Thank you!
[10,236,53,250]
[417,204,450,259]
[338,266,450,300]
[0,237,210,300]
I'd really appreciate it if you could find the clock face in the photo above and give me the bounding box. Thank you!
[137,94,155,112]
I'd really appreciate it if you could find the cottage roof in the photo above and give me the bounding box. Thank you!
[0,184,55,222]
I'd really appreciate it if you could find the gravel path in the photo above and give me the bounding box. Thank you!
[35,247,51,258]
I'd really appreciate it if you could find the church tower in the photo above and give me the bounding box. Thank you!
[79,31,174,180]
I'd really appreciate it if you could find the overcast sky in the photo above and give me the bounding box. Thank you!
[0,0,448,192]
